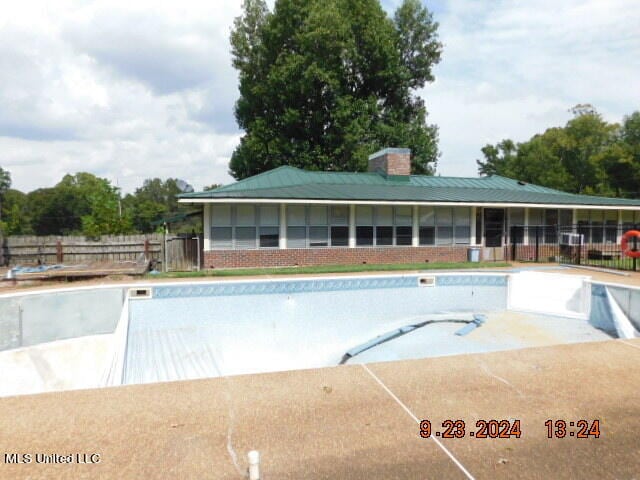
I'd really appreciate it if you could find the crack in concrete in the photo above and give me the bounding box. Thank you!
[478,361,525,398]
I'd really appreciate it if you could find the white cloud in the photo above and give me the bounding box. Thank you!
[0,0,638,193]
[0,0,242,193]
[425,0,640,176]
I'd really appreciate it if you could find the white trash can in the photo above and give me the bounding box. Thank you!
[468,247,481,263]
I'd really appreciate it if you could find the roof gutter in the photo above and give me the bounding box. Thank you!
[178,198,640,210]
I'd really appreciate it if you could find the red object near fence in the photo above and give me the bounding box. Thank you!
[621,230,640,258]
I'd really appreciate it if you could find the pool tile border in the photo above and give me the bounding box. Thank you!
[151,274,508,299]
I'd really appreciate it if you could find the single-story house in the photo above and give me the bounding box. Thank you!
[178,148,640,269]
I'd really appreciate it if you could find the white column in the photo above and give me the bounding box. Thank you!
[412,205,419,246]
[203,204,211,251]
[617,209,623,243]
[279,203,287,249]
[470,207,477,246]
[348,204,356,247]
[523,208,529,245]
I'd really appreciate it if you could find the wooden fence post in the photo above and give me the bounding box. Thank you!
[56,240,63,263]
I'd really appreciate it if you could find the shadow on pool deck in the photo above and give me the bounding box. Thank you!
[0,337,639,479]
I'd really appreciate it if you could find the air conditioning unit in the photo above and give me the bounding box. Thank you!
[560,233,584,245]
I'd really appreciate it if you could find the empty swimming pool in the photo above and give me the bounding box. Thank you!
[1,271,638,397]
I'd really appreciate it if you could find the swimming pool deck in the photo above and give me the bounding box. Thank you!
[1,337,638,479]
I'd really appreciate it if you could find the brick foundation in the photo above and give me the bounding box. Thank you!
[204,246,469,269]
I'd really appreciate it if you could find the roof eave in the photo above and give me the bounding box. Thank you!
[178,197,640,209]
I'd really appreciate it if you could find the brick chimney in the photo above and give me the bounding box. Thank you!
[367,148,411,176]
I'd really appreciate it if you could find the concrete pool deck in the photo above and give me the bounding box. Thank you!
[1,338,639,479]
[1,262,640,293]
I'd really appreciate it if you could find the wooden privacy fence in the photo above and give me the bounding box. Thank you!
[165,234,203,272]
[0,233,204,272]
[1,234,164,266]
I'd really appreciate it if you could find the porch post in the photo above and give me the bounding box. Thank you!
[348,204,356,247]
[470,207,477,246]
[279,203,287,249]
[412,205,419,247]
[203,204,211,251]
[523,208,529,245]
[617,209,623,244]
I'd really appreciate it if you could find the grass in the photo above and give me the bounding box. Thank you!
[149,261,511,279]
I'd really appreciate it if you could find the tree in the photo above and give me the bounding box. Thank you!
[122,178,195,232]
[229,0,442,179]
[0,167,11,223]
[599,111,640,197]
[476,139,517,177]
[25,173,128,236]
[0,190,31,235]
[476,106,631,196]
[81,184,131,237]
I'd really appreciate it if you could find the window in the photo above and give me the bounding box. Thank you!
[419,206,469,245]
[236,205,255,226]
[309,205,328,225]
[211,205,233,249]
[330,206,348,246]
[211,227,233,249]
[528,208,544,244]
[436,207,453,245]
[330,206,349,225]
[559,209,573,226]
[357,205,416,246]
[287,205,307,248]
[376,206,393,245]
[309,206,328,247]
[211,204,231,226]
[454,207,471,244]
[259,227,279,247]
[309,226,328,247]
[544,209,558,244]
[331,227,349,246]
[287,226,306,248]
[356,206,374,246]
[419,206,435,246]
[235,227,256,249]
[604,210,617,243]
[621,210,640,233]
[509,208,525,244]
[396,227,412,245]
[395,206,413,245]
[259,205,279,248]
[590,210,604,243]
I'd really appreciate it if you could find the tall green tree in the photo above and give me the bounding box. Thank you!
[0,167,11,223]
[0,190,31,235]
[122,178,194,232]
[26,173,129,236]
[476,106,635,196]
[476,139,517,177]
[229,0,442,179]
[599,111,640,197]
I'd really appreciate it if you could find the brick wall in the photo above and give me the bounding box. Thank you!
[367,150,411,176]
[204,245,468,269]
[384,152,411,175]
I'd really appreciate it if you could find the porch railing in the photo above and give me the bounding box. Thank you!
[508,224,640,271]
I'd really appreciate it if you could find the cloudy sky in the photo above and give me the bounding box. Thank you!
[1,0,638,193]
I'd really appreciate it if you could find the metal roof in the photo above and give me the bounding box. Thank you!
[179,166,640,207]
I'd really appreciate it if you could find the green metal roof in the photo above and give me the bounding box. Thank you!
[179,166,640,207]
[150,210,202,226]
